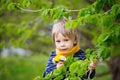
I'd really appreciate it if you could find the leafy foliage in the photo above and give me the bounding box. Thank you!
[34,55,90,80]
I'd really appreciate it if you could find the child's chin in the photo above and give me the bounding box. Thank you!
[60,50,68,52]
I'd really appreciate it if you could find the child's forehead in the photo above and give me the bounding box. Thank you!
[55,32,69,38]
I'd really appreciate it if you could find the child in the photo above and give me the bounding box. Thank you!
[43,18,96,79]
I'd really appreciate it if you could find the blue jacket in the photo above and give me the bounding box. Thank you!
[43,49,95,79]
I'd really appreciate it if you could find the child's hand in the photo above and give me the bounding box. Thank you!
[88,61,98,78]
[56,61,64,69]
[89,61,97,70]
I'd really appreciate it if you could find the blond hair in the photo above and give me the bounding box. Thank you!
[52,18,78,43]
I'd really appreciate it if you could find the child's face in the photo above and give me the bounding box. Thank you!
[54,33,76,52]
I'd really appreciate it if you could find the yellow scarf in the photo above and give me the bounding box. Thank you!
[53,44,80,64]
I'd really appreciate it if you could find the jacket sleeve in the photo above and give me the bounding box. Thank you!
[74,49,86,60]
[81,69,96,79]
[43,52,56,77]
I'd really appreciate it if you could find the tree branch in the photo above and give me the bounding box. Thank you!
[16,5,80,13]
[16,5,111,14]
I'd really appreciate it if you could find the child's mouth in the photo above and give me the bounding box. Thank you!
[60,49,68,52]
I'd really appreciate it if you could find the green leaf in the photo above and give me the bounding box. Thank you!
[22,0,31,7]
[86,49,96,61]
[69,62,79,73]
[52,6,67,19]
[65,20,78,29]
[69,60,89,77]
[64,55,75,68]
[111,4,120,18]
[7,2,16,10]
[33,76,44,80]
[41,9,49,16]
[97,46,111,59]
[50,9,54,16]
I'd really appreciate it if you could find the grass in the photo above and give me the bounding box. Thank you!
[93,63,112,80]
[0,54,49,80]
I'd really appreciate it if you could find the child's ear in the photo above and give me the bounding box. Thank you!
[73,41,77,45]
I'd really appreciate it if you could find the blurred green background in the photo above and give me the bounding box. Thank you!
[1,0,119,80]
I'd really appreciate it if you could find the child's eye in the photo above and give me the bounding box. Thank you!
[56,40,60,43]
[64,39,69,41]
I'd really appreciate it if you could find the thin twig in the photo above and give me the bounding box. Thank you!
[66,9,80,12]
[17,6,44,12]
[17,5,80,13]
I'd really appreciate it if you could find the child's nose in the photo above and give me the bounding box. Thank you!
[60,42,64,46]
